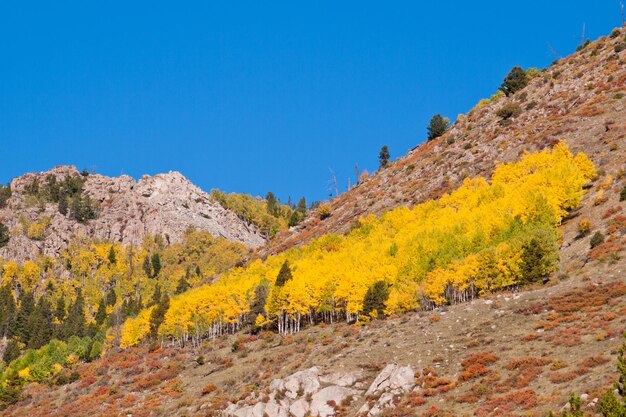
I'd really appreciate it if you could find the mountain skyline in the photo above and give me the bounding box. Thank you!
[0,1,622,204]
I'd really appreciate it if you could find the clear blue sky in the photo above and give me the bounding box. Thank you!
[0,2,621,204]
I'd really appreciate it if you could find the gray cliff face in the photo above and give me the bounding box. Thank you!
[0,166,264,261]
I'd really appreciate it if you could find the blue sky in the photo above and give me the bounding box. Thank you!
[0,2,622,204]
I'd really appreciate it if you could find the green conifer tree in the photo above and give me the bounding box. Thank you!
[362,281,390,318]
[275,260,293,287]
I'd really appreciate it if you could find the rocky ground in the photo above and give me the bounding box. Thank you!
[4,251,624,417]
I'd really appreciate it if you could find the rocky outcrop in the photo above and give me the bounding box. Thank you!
[222,364,419,417]
[0,166,265,261]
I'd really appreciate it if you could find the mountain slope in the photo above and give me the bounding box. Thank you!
[264,27,626,256]
[0,166,264,262]
[2,27,626,417]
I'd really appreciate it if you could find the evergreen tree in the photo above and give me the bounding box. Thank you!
[266,192,280,217]
[288,210,303,227]
[379,146,390,169]
[0,222,10,248]
[275,260,293,287]
[27,298,53,349]
[2,337,20,364]
[107,246,117,264]
[150,284,162,307]
[62,289,86,338]
[195,265,201,277]
[57,192,68,216]
[95,298,107,326]
[0,285,17,337]
[427,114,450,140]
[14,292,35,344]
[249,284,268,326]
[362,281,390,318]
[142,256,152,278]
[54,297,66,322]
[151,253,161,277]
[297,197,307,214]
[149,294,170,338]
[175,275,191,294]
[105,288,117,307]
[499,66,528,96]
[520,231,557,284]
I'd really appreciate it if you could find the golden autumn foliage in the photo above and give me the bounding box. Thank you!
[0,229,248,324]
[122,143,594,345]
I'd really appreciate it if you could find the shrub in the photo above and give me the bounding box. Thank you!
[201,384,218,395]
[610,28,621,38]
[590,231,605,249]
[496,103,522,121]
[620,184,626,201]
[615,43,626,53]
[577,219,591,236]
[317,204,331,220]
[427,114,450,140]
[500,66,528,96]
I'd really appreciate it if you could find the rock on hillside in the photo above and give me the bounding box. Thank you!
[263,26,626,256]
[0,166,265,261]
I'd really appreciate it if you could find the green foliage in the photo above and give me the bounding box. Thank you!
[496,103,522,122]
[60,290,86,339]
[0,286,17,337]
[0,333,105,407]
[275,261,293,287]
[379,145,390,169]
[175,275,191,294]
[427,114,450,140]
[27,298,53,349]
[500,66,528,96]
[107,246,117,264]
[0,222,10,248]
[151,252,161,277]
[520,230,559,284]
[620,184,626,202]
[149,294,170,338]
[362,281,390,318]
[210,189,298,238]
[590,231,605,249]
[69,193,98,222]
[266,192,280,217]
[14,292,35,343]
[559,394,584,417]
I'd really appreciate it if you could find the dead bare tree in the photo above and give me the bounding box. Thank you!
[547,43,561,60]
[328,167,339,198]
[581,22,586,47]
[355,164,360,184]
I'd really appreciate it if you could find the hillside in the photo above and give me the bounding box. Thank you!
[263,26,626,257]
[1,27,626,417]
[0,166,265,262]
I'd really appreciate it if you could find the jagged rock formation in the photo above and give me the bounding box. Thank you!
[0,166,264,261]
